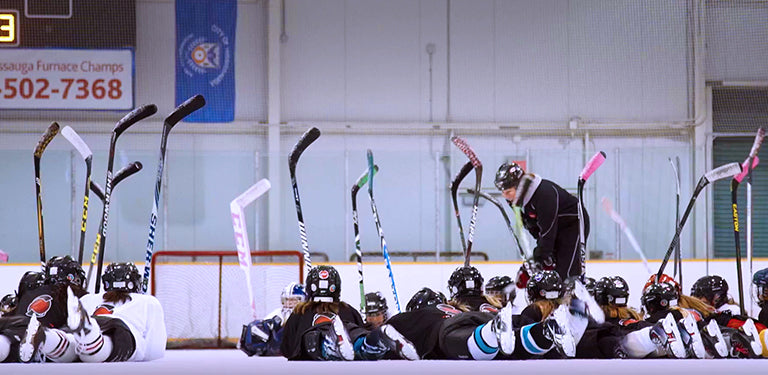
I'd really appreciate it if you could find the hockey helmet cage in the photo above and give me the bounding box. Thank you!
[406,287,446,312]
[691,275,729,309]
[306,265,341,302]
[641,282,678,314]
[448,266,484,299]
[526,270,564,302]
[281,282,306,308]
[102,262,141,293]
[44,255,85,288]
[495,162,525,191]
[643,273,680,295]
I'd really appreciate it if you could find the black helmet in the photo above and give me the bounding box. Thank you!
[448,266,484,299]
[753,268,768,308]
[306,265,341,302]
[495,162,525,191]
[18,271,45,295]
[102,262,141,293]
[485,275,516,305]
[583,277,597,297]
[595,276,630,307]
[406,287,446,312]
[526,270,564,302]
[365,291,388,316]
[0,293,18,314]
[691,275,729,309]
[44,255,85,288]
[641,282,678,314]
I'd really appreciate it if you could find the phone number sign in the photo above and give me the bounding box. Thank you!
[0,49,133,110]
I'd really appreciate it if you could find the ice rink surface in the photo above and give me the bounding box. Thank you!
[2,349,767,375]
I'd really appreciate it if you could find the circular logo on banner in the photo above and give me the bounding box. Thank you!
[178,24,232,87]
[319,270,329,280]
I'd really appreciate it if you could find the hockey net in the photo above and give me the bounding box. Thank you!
[151,250,304,349]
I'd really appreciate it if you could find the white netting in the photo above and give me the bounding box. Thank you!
[151,251,303,348]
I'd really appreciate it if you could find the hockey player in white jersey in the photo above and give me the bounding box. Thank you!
[265,282,306,323]
[69,262,167,362]
[240,281,305,356]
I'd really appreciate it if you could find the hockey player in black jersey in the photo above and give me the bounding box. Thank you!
[363,292,389,329]
[495,162,589,282]
[280,265,417,361]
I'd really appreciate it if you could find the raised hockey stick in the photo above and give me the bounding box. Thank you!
[601,197,652,274]
[466,188,526,260]
[577,151,607,277]
[669,157,682,285]
[33,122,60,270]
[367,150,401,313]
[731,156,760,315]
[656,162,743,281]
[231,178,271,318]
[86,161,143,291]
[450,161,474,255]
[140,95,205,294]
[289,127,321,276]
[352,165,378,312]
[61,126,93,264]
[450,136,482,267]
[91,104,156,293]
[745,128,764,315]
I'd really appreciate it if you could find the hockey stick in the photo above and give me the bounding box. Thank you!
[450,161,474,255]
[231,178,271,318]
[33,122,60,270]
[367,150,401,313]
[600,197,652,274]
[466,188,526,260]
[669,157,682,285]
[732,156,760,315]
[61,126,93,264]
[577,151,607,277]
[656,162,743,281]
[745,128,764,315]
[288,127,321,276]
[140,95,205,294]
[352,165,378,312]
[91,104,156,294]
[450,136,482,267]
[86,161,143,291]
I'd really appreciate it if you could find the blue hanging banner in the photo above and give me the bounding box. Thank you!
[176,0,236,122]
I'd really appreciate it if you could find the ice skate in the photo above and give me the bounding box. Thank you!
[657,313,685,358]
[66,286,91,334]
[569,279,605,324]
[492,302,516,355]
[546,304,576,357]
[331,314,354,360]
[680,313,706,358]
[380,324,419,360]
[740,318,762,357]
[19,314,43,363]
[701,319,728,358]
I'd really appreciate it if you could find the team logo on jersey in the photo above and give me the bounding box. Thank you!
[319,270,329,280]
[436,303,461,318]
[479,303,498,314]
[312,313,335,326]
[26,295,52,317]
[94,304,115,316]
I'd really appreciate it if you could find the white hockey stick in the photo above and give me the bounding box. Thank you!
[601,197,652,274]
[230,178,271,318]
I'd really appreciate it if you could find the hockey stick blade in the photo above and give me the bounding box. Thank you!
[61,126,92,160]
[451,161,474,195]
[114,104,158,137]
[353,165,379,195]
[734,156,760,183]
[232,179,272,209]
[579,151,607,182]
[601,197,652,273]
[749,127,765,158]
[704,162,742,184]
[451,137,482,168]
[166,94,206,127]
[34,122,60,158]
[289,127,321,174]
[89,162,144,202]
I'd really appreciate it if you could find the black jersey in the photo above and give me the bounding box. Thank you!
[14,282,87,328]
[520,303,545,323]
[387,304,464,359]
[280,301,365,360]
[758,306,768,328]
